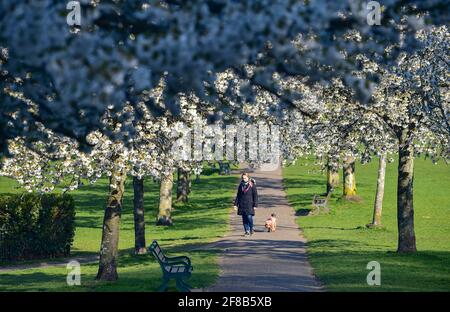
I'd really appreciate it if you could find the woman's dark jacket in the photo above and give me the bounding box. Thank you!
[233,180,258,216]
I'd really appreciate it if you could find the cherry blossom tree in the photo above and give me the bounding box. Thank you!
[2,0,448,158]
[370,26,449,252]
[0,105,192,279]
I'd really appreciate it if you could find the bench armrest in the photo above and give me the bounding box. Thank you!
[165,256,191,266]
[162,261,194,273]
[165,261,192,268]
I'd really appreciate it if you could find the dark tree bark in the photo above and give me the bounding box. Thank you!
[96,169,126,281]
[396,130,417,253]
[133,177,146,255]
[176,168,190,203]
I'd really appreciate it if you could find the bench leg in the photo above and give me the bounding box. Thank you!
[158,275,170,292]
[180,278,193,290]
[176,276,191,292]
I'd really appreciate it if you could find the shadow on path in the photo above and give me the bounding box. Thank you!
[194,163,323,292]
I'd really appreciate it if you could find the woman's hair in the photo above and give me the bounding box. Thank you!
[241,172,249,178]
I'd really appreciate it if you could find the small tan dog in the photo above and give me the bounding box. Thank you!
[265,213,277,232]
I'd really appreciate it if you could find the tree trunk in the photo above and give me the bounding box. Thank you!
[326,163,339,195]
[176,168,190,203]
[397,131,417,253]
[157,168,174,226]
[96,169,126,281]
[343,156,357,197]
[133,177,146,255]
[368,153,387,228]
[187,171,192,195]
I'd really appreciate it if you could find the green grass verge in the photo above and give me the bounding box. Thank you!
[282,157,450,291]
[0,166,237,291]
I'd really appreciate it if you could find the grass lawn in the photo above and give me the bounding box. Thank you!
[0,166,237,291]
[283,156,450,291]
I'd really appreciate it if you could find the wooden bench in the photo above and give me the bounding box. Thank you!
[219,162,231,175]
[312,194,330,213]
[148,240,193,292]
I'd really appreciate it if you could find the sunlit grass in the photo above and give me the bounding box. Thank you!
[0,165,237,291]
[283,157,450,291]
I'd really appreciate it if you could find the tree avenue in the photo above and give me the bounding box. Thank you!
[0,1,448,283]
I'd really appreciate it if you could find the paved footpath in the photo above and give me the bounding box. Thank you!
[195,164,323,292]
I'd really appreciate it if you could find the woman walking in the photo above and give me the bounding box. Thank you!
[233,172,258,236]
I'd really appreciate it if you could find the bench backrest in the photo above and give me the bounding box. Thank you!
[219,163,230,175]
[149,241,167,264]
[312,195,328,207]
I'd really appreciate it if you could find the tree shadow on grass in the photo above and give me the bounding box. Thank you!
[296,208,312,216]
[3,237,449,291]
[286,192,317,208]
[0,244,219,291]
[72,172,236,234]
[74,215,103,229]
[281,177,325,190]
[305,246,450,291]
[0,173,244,291]
[305,226,363,231]
[0,271,69,292]
[74,184,156,212]
[191,176,238,192]
[162,217,225,232]
[308,239,369,249]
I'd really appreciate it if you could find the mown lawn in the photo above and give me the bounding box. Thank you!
[0,166,237,291]
[283,157,450,291]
